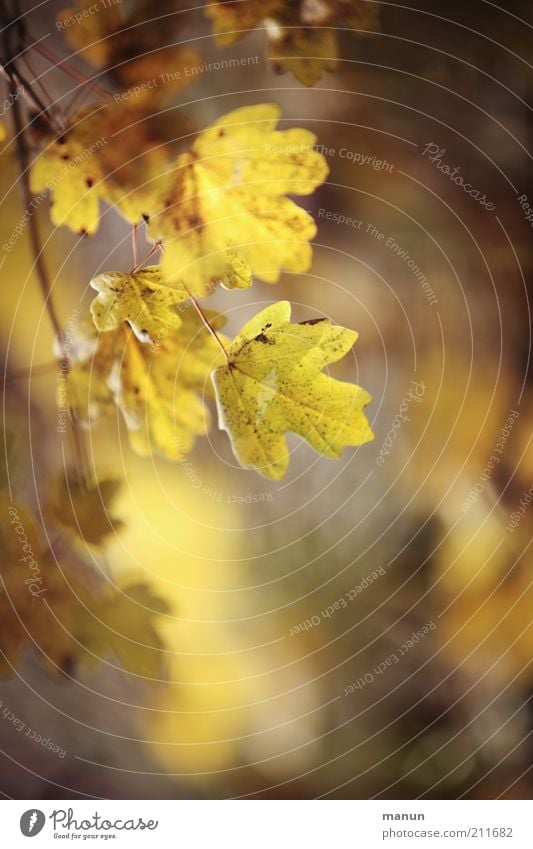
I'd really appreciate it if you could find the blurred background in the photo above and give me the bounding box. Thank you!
[0,0,532,799]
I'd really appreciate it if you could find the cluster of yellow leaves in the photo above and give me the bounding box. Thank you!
[66,303,227,460]
[67,284,373,476]
[28,30,371,478]
[205,0,380,85]
[58,0,201,93]
[31,103,328,294]
[0,496,168,678]
[212,301,374,479]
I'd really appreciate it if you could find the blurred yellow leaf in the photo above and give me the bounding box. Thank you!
[268,26,338,86]
[212,301,374,479]
[0,496,168,678]
[58,0,202,93]
[57,0,123,67]
[205,0,280,45]
[51,472,124,546]
[67,306,227,459]
[206,0,379,85]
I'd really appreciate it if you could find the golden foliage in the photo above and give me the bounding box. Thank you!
[66,306,227,459]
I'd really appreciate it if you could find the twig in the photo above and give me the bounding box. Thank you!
[29,40,114,103]
[10,76,63,344]
[9,73,91,480]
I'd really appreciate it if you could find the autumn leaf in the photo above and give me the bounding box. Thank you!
[205,0,380,85]
[0,496,168,678]
[93,581,170,679]
[268,26,338,87]
[148,103,329,293]
[57,0,123,67]
[51,472,124,545]
[58,0,201,94]
[66,307,227,460]
[29,98,184,234]
[90,265,189,344]
[212,301,374,479]
[205,0,281,45]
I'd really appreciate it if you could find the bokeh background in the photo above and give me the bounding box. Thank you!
[1,0,532,799]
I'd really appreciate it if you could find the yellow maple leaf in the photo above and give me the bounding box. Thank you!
[212,301,374,479]
[90,265,189,344]
[51,472,124,546]
[148,103,329,293]
[66,307,227,460]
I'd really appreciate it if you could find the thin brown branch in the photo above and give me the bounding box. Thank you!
[29,40,114,103]
[10,76,63,344]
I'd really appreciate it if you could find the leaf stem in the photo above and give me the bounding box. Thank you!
[131,224,138,268]
[185,286,229,363]
[130,241,161,274]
